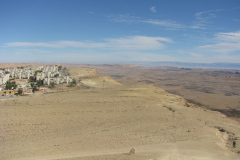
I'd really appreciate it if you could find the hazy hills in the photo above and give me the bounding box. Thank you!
[119,62,240,70]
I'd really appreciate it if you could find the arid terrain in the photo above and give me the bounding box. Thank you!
[1,64,240,159]
[65,64,240,123]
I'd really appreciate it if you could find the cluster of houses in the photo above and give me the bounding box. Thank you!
[0,71,9,85]
[36,65,73,85]
[0,65,73,96]
[4,66,38,80]
[3,65,73,85]
[1,66,40,95]
[4,84,33,96]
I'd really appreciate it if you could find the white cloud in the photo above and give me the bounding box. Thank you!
[215,32,240,42]
[195,10,218,21]
[106,36,172,50]
[191,9,224,29]
[109,14,186,30]
[4,41,106,48]
[108,14,140,23]
[141,19,186,29]
[199,42,240,52]
[150,6,156,13]
[189,52,204,58]
[4,36,172,50]
[198,31,240,53]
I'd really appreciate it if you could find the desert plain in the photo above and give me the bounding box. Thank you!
[1,63,240,160]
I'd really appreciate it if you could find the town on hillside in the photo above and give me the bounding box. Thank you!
[0,65,75,97]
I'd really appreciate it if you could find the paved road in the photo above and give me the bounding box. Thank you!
[0,95,17,99]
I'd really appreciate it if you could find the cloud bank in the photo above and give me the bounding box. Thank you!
[198,31,240,53]
[4,36,172,50]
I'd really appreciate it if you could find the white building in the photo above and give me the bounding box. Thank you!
[0,74,10,85]
[36,72,45,81]
[43,76,72,85]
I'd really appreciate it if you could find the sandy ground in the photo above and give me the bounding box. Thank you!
[1,66,240,159]
[1,81,240,160]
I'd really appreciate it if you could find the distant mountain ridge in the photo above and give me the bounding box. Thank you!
[131,62,240,70]
[71,61,240,70]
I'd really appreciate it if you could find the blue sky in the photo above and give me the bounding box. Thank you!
[0,0,240,63]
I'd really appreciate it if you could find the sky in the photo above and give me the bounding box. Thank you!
[0,0,240,63]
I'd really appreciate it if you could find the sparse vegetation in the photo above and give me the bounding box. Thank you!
[68,78,77,87]
[34,70,42,76]
[58,65,62,71]
[17,66,24,69]
[37,80,43,87]
[5,81,17,90]
[28,76,36,82]
[49,82,55,88]
[31,83,37,93]
[17,89,23,95]
[181,68,192,70]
